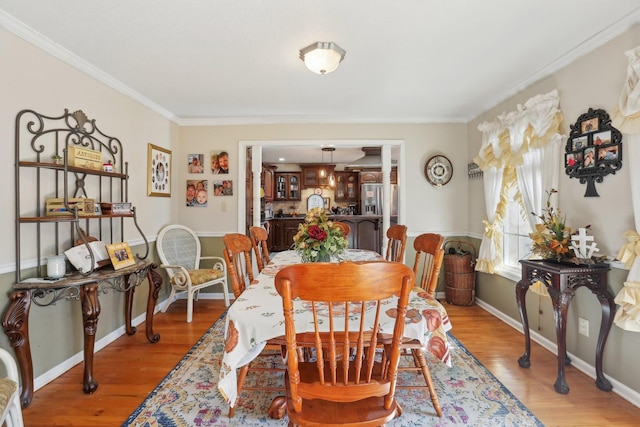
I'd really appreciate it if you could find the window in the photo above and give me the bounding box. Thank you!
[501,184,532,277]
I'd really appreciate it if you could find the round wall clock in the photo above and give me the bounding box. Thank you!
[425,155,453,188]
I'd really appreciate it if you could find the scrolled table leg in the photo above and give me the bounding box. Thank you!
[81,283,100,394]
[2,290,33,407]
[145,264,162,343]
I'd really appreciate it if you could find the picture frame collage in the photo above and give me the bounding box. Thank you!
[564,108,623,197]
[186,150,233,207]
[565,112,622,175]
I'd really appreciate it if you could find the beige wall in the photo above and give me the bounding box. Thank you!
[178,123,469,235]
[469,25,640,398]
[0,28,177,376]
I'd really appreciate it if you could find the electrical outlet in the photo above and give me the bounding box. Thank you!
[579,317,589,337]
[221,201,227,212]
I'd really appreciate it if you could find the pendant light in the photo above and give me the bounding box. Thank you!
[327,148,336,187]
[320,148,327,178]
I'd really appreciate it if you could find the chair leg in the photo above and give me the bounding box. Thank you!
[186,291,194,323]
[222,280,230,307]
[229,364,250,417]
[162,287,177,313]
[411,349,442,417]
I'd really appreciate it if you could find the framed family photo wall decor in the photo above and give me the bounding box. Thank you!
[148,144,172,197]
[564,108,622,197]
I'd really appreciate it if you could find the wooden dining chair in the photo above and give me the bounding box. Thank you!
[222,233,285,417]
[156,224,229,322]
[222,233,256,299]
[332,221,350,237]
[394,232,445,417]
[249,226,271,272]
[274,261,414,427]
[385,224,408,262]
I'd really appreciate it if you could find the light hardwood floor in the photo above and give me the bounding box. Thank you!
[20,299,640,426]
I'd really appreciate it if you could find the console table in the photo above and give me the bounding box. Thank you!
[1,260,162,407]
[515,259,615,394]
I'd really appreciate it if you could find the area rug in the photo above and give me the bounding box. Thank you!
[123,313,544,427]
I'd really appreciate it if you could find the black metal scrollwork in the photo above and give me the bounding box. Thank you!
[564,108,623,197]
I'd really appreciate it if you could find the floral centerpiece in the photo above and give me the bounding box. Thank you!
[529,189,577,262]
[292,208,348,262]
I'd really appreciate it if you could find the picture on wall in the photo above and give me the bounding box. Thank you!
[213,180,233,196]
[210,151,229,174]
[188,153,204,173]
[147,144,171,197]
[186,180,208,206]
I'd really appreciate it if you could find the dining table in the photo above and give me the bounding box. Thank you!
[218,249,453,411]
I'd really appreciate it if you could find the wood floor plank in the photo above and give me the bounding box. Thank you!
[20,299,640,426]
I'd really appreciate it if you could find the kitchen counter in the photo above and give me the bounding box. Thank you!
[267,215,394,253]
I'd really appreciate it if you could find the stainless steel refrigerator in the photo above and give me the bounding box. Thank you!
[360,183,398,215]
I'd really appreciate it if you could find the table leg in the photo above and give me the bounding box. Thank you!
[552,290,574,394]
[1,290,33,407]
[145,265,162,343]
[594,289,615,391]
[515,281,531,368]
[80,283,100,394]
[124,272,136,335]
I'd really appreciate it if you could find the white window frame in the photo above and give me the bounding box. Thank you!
[498,183,532,281]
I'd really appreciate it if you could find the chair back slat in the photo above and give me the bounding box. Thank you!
[412,233,445,295]
[385,224,408,262]
[223,233,254,298]
[332,222,351,238]
[275,261,413,415]
[249,226,270,272]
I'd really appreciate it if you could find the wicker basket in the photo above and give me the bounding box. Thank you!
[444,241,476,306]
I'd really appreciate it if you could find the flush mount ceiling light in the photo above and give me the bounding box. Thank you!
[299,42,346,75]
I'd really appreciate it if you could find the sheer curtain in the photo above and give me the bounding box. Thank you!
[474,90,563,275]
[611,45,640,332]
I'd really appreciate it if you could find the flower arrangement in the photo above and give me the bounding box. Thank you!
[292,208,348,262]
[529,189,576,262]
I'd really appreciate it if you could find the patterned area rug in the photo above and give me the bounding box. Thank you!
[124,313,544,426]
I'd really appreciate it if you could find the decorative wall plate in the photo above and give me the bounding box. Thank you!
[425,155,453,188]
[314,187,323,195]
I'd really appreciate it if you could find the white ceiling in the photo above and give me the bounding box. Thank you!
[2,1,640,129]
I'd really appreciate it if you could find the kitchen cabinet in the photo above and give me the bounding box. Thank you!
[359,169,397,184]
[335,172,359,202]
[261,164,276,202]
[274,172,301,201]
[301,164,335,188]
[332,216,382,253]
[269,218,305,251]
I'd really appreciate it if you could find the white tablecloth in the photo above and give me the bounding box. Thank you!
[218,250,452,406]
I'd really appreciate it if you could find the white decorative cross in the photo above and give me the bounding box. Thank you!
[570,227,599,259]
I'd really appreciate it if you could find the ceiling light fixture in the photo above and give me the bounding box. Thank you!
[326,147,336,187]
[299,42,346,75]
[320,148,327,178]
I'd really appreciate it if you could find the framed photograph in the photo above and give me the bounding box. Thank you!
[598,145,619,161]
[323,197,330,210]
[147,144,172,197]
[187,180,208,206]
[583,147,596,168]
[188,153,204,173]
[593,130,611,146]
[106,242,136,270]
[210,150,229,174]
[213,180,233,196]
[580,117,599,134]
[572,136,587,151]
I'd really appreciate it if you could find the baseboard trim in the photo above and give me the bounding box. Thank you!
[474,298,640,409]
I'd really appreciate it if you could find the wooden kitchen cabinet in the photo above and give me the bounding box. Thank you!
[274,172,301,201]
[359,169,397,184]
[301,164,335,188]
[335,172,359,202]
[269,218,304,251]
[261,164,276,202]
